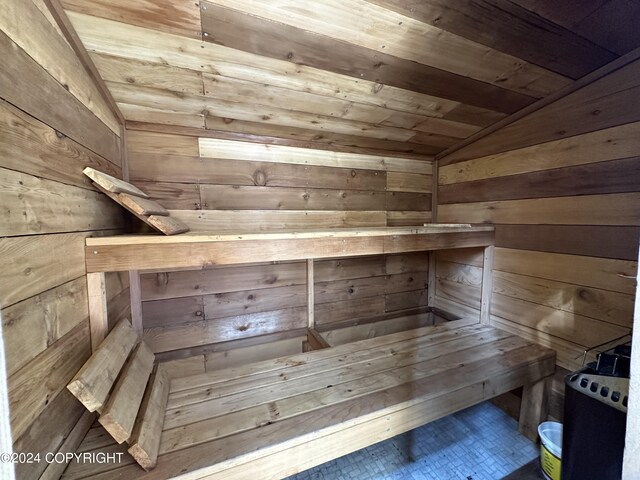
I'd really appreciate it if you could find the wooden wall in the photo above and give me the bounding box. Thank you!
[437,56,640,371]
[126,126,433,369]
[0,1,127,478]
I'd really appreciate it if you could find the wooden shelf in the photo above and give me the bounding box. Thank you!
[85,225,495,272]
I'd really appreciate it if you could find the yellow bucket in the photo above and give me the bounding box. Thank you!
[538,421,563,480]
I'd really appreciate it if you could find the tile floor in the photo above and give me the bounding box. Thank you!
[286,402,539,480]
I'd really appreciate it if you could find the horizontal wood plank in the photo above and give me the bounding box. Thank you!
[495,225,640,260]
[439,157,640,204]
[201,0,568,98]
[0,29,120,163]
[439,121,640,185]
[0,167,123,237]
[438,193,640,226]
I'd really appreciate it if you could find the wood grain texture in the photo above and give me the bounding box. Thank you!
[200,185,385,212]
[127,368,170,470]
[129,154,387,191]
[170,210,386,233]
[62,0,202,39]
[199,2,538,114]
[67,319,139,413]
[9,322,91,440]
[439,156,640,204]
[99,342,155,443]
[0,99,121,189]
[0,0,121,134]
[366,0,617,79]
[439,121,640,185]
[197,137,432,174]
[438,193,640,226]
[118,193,169,216]
[202,0,569,98]
[2,277,88,376]
[0,167,123,237]
[441,59,640,165]
[0,30,120,163]
[84,167,149,197]
[495,225,640,261]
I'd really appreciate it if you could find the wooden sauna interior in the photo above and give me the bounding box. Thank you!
[1,0,639,479]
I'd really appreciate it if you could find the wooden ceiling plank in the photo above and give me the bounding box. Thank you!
[91,48,485,141]
[0,0,121,134]
[92,52,205,96]
[365,0,618,79]
[196,138,433,174]
[125,121,439,159]
[572,0,640,56]
[67,10,520,118]
[107,81,461,148]
[202,0,570,97]
[61,0,202,39]
[197,3,538,114]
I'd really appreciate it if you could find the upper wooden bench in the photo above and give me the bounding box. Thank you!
[85,225,495,272]
[62,320,555,480]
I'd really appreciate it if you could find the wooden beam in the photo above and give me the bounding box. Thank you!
[307,259,314,329]
[480,246,494,325]
[519,376,551,442]
[427,251,437,309]
[87,272,108,351]
[129,271,143,333]
[42,0,124,126]
[307,328,330,351]
[85,228,495,272]
[623,243,640,479]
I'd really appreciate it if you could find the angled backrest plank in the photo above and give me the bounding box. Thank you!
[118,193,169,216]
[83,167,149,198]
[67,319,139,412]
[98,341,156,444]
[128,367,171,470]
[147,215,190,235]
[91,182,188,235]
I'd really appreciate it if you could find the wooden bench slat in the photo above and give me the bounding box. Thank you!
[167,325,494,413]
[84,167,149,198]
[67,319,138,412]
[128,368,171,471]
[118,193,169,216]
[99,342,156,444]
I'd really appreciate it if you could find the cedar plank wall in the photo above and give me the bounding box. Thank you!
[436,57,640,372]
[0,1,128,478]
[126,129,433,373]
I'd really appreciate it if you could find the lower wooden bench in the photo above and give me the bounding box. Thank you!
[62,320,555,480]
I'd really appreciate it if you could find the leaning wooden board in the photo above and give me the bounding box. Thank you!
[84,168,189,235]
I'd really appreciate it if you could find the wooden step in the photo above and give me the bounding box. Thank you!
[67,319,139,412]
[99,342,155,443]
[128,367,171,471]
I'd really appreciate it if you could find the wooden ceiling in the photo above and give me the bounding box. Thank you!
[61,0,639,158]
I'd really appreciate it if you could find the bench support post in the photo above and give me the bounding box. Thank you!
[87,272,108,352]
[518,375,550,442]
[129,270,143,333]
[307,259,314,329]
[480,245,494,325]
